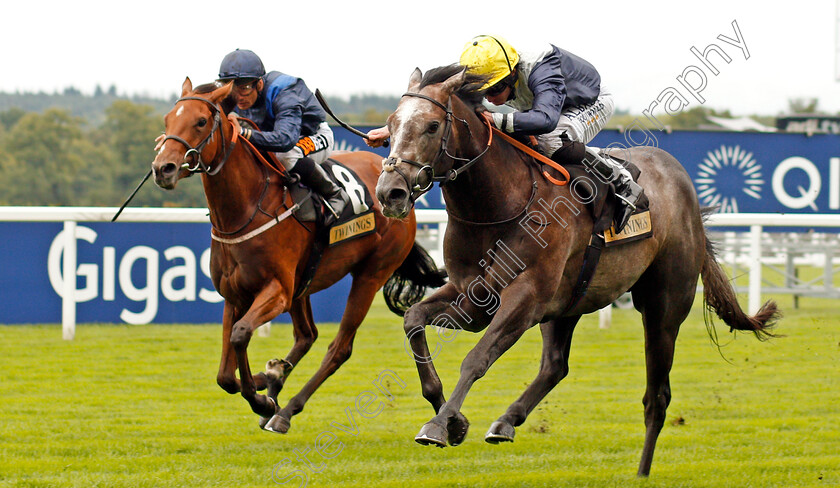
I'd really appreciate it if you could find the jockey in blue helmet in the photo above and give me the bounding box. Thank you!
[218,49,349,223]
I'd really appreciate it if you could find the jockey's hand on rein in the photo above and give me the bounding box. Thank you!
[227,113,241,133]
[477,110,494,126]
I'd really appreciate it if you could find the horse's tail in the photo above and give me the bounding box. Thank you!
[383,242,448,316]
[699,208,780,341]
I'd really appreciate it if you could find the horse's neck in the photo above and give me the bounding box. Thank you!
[441,123,534,222]
[201,143,277,232]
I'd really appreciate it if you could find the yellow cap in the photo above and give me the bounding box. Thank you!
[459,35,519,90]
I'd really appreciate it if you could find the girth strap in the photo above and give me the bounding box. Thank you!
[561,233,605,315]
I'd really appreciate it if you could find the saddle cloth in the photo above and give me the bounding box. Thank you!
[288,158,376,245]
[287,158,377,298]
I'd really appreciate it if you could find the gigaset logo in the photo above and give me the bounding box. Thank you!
[48,225,222,324]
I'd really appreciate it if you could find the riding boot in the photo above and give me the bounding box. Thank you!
[581,147,644,233]
[549,134,586,165]
[291,156,350,226]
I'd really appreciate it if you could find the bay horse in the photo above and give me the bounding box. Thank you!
[374,65,779,476]
[151,78,445,434]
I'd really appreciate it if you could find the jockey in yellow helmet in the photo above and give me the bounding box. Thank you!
[459,35,643,233]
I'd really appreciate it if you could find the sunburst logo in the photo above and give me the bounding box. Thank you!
[695,145,764,213]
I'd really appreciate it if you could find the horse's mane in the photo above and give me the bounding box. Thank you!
[419,64,489,110]
[192,83,212,94]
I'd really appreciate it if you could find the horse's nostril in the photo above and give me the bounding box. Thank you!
[162,162,178,176]
[388,188,408,203]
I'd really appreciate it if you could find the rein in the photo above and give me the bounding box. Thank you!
[491,129,571,186]
[208,134,303,240]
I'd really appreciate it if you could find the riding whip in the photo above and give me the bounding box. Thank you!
[111,169,152,222]
[314,89,388,147]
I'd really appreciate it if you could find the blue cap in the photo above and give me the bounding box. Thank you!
[218,49,266,80]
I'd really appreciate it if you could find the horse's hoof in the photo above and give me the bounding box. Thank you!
[261,413,291,434]
[255,396,278,419]
[485,420,515,444]
[415,421,447,447]
[447,412,470,447]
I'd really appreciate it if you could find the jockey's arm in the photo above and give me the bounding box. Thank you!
[248,100,303,153]
[503,56,566,136]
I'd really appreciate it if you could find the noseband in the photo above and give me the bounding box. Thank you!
[381,92,491,202]
[162,96,235,176]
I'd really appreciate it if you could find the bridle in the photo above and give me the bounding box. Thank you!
[161,96,236,176]
[381,92,492,202]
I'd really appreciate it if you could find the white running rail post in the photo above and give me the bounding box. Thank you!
[61,220,77,340]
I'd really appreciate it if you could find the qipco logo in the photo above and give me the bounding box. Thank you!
[47,225,222,324]
[772,157,840,211]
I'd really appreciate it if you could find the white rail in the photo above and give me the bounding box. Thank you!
[1,207,837,339]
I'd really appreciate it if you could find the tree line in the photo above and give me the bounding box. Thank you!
[0,88,808,207]
[0,101,206,207]
[0,90,400,208]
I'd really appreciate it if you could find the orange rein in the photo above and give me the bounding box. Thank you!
[490,126,570,186]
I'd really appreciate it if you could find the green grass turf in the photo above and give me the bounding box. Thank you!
[1,294,838,487]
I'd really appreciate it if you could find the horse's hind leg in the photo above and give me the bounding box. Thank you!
[633,273,696,477]
[265,297,318,403]
[485,316,580,443]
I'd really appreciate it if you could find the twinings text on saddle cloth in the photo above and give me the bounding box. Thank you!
[604,210,653,247]
[329,212,376,245]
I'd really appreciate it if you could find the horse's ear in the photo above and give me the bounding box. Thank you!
[210,81,233,105]
[407,68,423,91]
[440,67,467,95]
[181,77,193,97]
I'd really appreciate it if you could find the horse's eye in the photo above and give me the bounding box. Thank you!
[428,121,440,134]
[197,118,208,128]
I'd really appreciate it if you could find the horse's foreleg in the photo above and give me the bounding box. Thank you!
[265,276,381,434]
[416,283,540,448]
[265,297,318,404]
[403,283,465,414]
[230,281,289,419]
[217,301,272,395]
[217,302,242,394]
[485,316,580,444]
